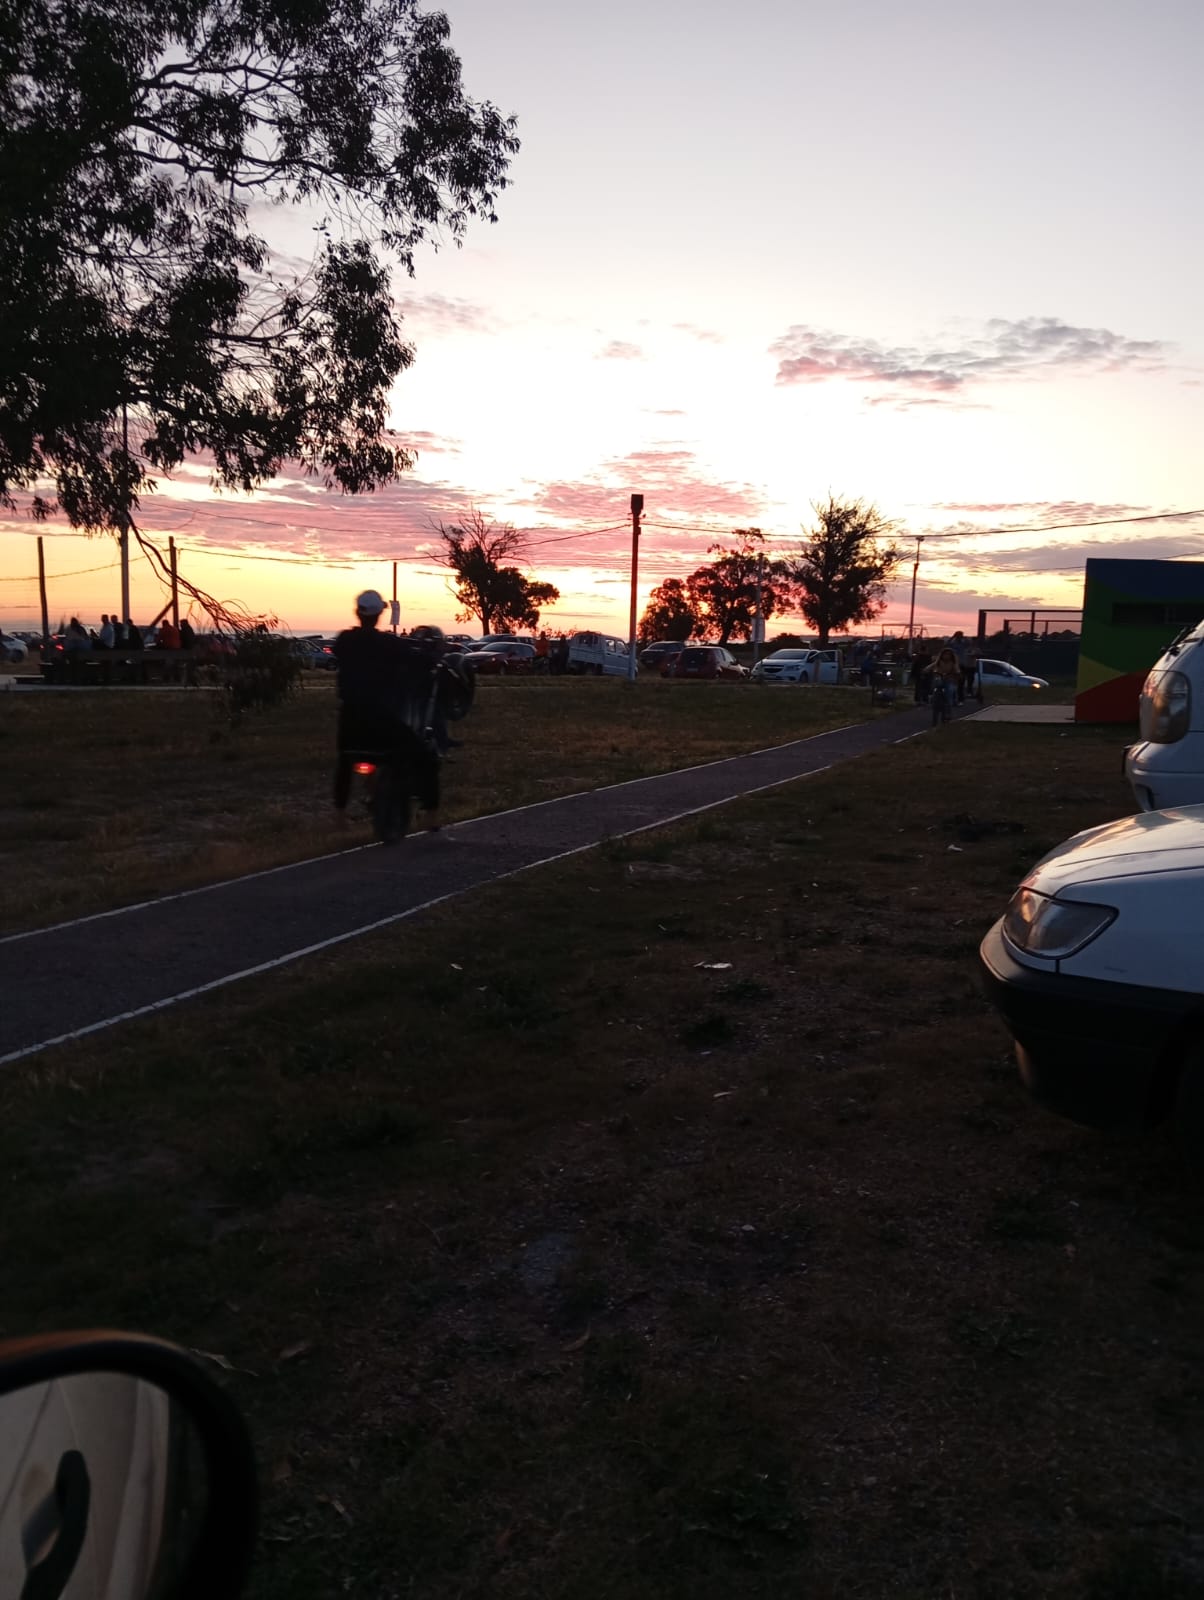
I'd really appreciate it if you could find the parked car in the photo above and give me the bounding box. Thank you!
[288,637,335,669]
[750,648,842,685]
[1125,617,1204,812]
[639,639,689,671]
[980,806,1204,1139]
[0,630,28,663]
[462,641,536,675]
[669,646,747,681]
[564,631,631,676]
[974,658,1049,692]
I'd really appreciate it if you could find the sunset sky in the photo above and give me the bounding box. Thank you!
[2,0,1201,638]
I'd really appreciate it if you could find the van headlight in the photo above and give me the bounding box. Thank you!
[1002,888,1117,959]
[1139,671,1191,743]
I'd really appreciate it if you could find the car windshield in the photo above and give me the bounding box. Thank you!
[680,649,711,664]
[768,650,809,660]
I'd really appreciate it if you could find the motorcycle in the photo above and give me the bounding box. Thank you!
[0,1330,257,1599]
[931,676,958,725]
[344,657,475,846]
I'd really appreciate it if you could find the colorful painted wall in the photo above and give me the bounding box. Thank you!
[1075,558,1204,722]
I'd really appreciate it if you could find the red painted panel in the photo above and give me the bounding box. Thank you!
[1074,669,1146,723]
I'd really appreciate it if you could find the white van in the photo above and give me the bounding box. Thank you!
[565,631,631,676]
[1125,618,1204,811]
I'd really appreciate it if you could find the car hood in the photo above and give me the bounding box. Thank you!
[1029,805,1204,892]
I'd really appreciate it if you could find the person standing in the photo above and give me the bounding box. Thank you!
[98,614,115,649]
[950,631,971,703]
[910,642,933,703]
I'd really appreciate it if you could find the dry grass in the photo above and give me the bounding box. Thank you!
[2,717,1201,1598]
[0,676,885,932]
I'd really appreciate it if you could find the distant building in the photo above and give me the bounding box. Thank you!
[1075,558,1204,722]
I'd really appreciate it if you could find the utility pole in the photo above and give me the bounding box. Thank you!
[117,400,132,628]
[907,535,923,644]
[752,552,767,664]
[37,535,50,656]
[169,536,179,628]
[391,561,398,633]
[627,493,643,681]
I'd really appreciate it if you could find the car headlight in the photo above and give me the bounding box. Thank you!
[1002,887,1117,959]
[1139,670,1191,743]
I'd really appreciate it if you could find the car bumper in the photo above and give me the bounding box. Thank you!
[978,921,1196,1129]
[1124,743,1204,813]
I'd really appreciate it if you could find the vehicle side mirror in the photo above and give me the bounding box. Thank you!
[0,1332,257,1599]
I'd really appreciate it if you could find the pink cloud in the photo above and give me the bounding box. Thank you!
[597,339,646,361]
[526,448,765,525]
[772,316,1167,405]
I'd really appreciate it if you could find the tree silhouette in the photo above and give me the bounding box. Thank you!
[785,498,900,645]
[437,510,559,634]
[638,578,701,643]
[1,0,518,529]
[685,530,791,645]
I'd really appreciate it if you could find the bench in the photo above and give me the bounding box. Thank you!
[41,648,200,686]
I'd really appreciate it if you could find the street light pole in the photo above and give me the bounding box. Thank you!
[907,535,923,644]
[627,493,643,681]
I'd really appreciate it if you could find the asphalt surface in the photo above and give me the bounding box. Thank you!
[0,701,963,1062]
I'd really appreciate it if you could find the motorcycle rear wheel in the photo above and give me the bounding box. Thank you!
[372,763,412,845]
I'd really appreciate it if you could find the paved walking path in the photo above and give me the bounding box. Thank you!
[971,702,1074,723]
[0,703,968,1063]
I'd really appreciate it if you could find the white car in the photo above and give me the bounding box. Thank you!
[1125,618,1204,812]
[750,648,841,685]
[980,806,1204,1138]
[0,631,28,663]
[975,658,1048,692]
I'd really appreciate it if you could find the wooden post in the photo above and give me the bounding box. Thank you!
[119,400,131,627]
[37,535,50,658]
[627,493,643,680]
[169,536,179,627]
[392,560,398,633]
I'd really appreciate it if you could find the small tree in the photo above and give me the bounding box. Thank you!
[685,529,791,645]
[437,510,559,633]
[786,497,900,645]
[638,578,700,643]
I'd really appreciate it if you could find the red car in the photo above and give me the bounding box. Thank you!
[669,645,748,681]
[462,641,537,675]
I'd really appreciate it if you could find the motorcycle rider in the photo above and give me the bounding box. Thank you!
[332,590,441,831]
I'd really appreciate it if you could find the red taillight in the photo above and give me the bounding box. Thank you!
[353,761,376,776]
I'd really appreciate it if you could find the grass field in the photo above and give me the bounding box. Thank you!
[0,676,888,933]
[4,715,1202,1599]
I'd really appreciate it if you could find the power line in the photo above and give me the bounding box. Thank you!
[920,507,1204,540]
[646,505,1204,544]
[0,559,120,583]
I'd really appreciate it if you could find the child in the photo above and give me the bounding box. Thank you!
[927,648,961,722]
